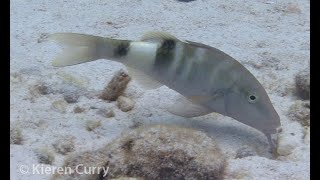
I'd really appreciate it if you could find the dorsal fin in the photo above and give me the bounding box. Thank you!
[185,40,214,50]
[141,31,182,42]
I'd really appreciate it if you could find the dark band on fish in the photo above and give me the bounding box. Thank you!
[174,50,186,76]
[187,61,199,81]
[175,44,196,78]
[113,41,130,57]
[153,39,176,69]
[159,39,176,54]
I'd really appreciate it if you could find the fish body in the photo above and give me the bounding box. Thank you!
[48,32,281,153]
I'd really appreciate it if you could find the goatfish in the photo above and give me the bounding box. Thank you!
[48,31,281,155]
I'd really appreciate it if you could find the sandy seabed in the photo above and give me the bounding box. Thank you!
[11,0,309,179]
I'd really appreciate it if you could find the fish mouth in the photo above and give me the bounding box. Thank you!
[262,119,281,134]
[263,109,281,134]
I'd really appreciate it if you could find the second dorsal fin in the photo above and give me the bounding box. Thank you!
[141,31,182,42]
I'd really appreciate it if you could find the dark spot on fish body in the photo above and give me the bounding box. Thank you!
[153,39,176,71]
[162,39,176,53]
[113,41,130,57]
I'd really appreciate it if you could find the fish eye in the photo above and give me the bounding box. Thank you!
[248,94,258,103]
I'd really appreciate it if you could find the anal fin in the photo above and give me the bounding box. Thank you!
[126,66,162,90]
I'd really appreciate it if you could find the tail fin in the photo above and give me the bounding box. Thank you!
[48,33,104,67]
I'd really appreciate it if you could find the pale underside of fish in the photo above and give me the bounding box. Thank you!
[47,31,281,156]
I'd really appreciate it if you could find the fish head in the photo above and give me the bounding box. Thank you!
[224,75,281,134]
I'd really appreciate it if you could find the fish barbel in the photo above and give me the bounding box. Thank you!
[48,31,281,155]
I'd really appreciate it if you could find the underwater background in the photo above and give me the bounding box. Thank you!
[10,0,309,179]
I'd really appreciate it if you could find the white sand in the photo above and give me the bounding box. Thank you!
[10,0,310,179]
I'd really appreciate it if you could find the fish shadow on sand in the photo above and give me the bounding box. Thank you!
[142,114,272,158]
[194,119,271,158]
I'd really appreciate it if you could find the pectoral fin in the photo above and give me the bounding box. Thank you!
[167,96,213,118]
[187,95,214,104]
